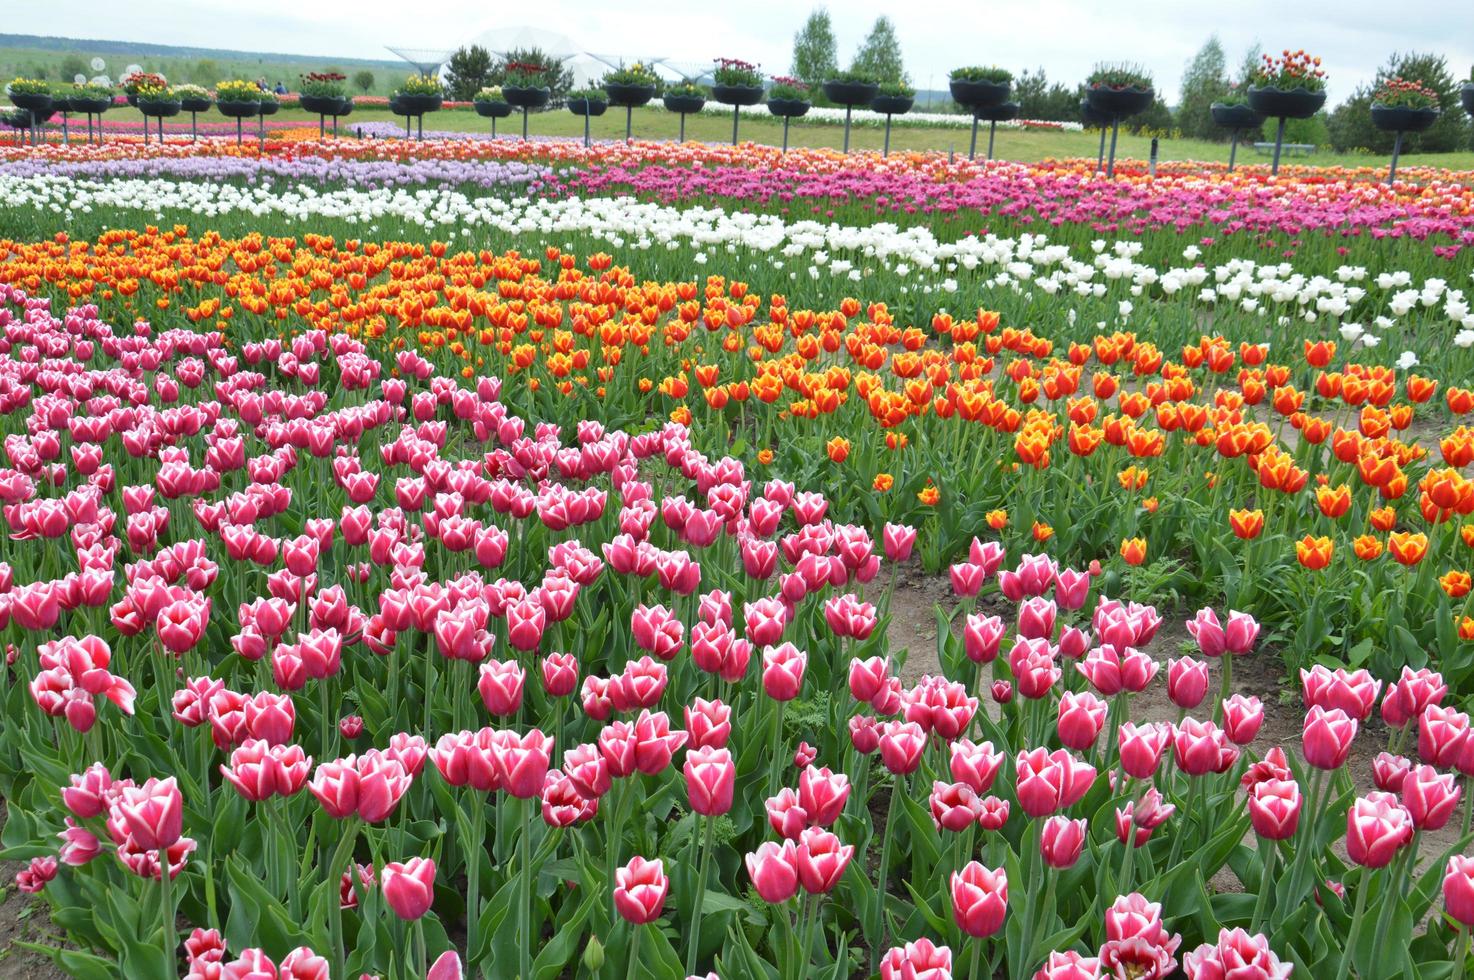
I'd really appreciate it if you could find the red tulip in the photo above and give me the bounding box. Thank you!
[1056,690,1108,750]
[1302,705,1357,770]
[614,855,668,923]
[1166,656,1209,709]
[381,856,436,920]
[478,659,525,717]
[1346,792,1413,868]
[1247,779,1301,840]
[1402,764,1460,830]
[795,826,854,893]
[949,738,1004,794]
[949,861,1007,937]
[1014,747,1096,817]
[684,746,735,816]
[745,840,799,903]
[1445,855,1474,926]
[1040,815,1086,868]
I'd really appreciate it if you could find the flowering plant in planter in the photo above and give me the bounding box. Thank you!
[6,77,50,97]
[67,82,114,101]
[1372,77,1439,110]
[394,74,443,98]
[503,62,551,89]
[299,72,348,99]
[473,86,508,104]
[1249,50,1327,92]
[173,84,210,102]
[767,76,809,102]
[120,71,167,96]
[949,66,1012,84]
[713,58,763,88]
[568,88,608,106]
[1216,81,1250,106]
[877,80,917,98]
[214,80,260,104]
[602,62,661,90]
[1087,63,1153,91]
[666,80,706,99]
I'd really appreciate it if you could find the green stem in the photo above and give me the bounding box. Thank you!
[1250,839,1276,933]
[1334,870,1371,980]
[326,818,362,979]
[686,815,716,976]
[968,940,982,980]
[520,796,533,980]
[626,924,642,980]
[466,792,484,964]
[797,893,819,977]
[159,849,174,962]
[870,780,901,974]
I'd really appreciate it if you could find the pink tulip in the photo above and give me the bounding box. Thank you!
[1402,764,1460,831]
[1302,705,1358,770]
[112,776,183,851]
[1032,950,1102,980]
[798,765,850,826]
[540,653,579,697]
[1418,704,1469,768]
[1040,815,1087,868]
[1056,690,1108,750]
[1221,694,1264,745]
[1182,928,1291,980]
[930,780,984,832]
[963,613,1006,663]
[1015,747,1096,817]
[1301,665,1381,722]
[879,721,927,775]
[1346,793,1413,868]
[614,856,668,923]
[1372,752,1412,793]
[1186,607,1225,657]
[1380,666,1445,729]
[491,729,553,799]
[1166,657,1209,709]
[1247,779,1301,840]
[795,827,854,893]
[381,857,436,920]
[761,643,807,701]
[949,739,1004,794]
[746,840,799,903]
[684,746,735,816]
[1172,718,1236,776]
[880,938,953,980]
[949,861,1007,937]
[1118,722,1169,780]
[1445,855,1474,926]
[477,659,525,717]
[882,522,917,562]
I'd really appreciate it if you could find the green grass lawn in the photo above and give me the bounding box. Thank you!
[283,106,1474,170]
[47,101,1474,171]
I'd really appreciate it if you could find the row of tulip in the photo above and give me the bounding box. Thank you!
[1,231,1474,695]
[2,276,1472,980]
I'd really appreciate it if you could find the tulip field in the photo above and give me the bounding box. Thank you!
[3,129,1474,980]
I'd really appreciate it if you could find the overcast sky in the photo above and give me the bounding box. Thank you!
[18,0,1474,102]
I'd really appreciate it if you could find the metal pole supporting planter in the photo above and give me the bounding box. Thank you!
[625,104,633,142]
[987,119,998,160]
[1270,116,1287,177]
[731,103,740,145]
[679,112,686,142]
[882,113,892,156]
[968,114,979,160]
[191,111,198,142]
[1097,126,1106,172]
[1228,129,1240,172]
[782,115,790,152]
[522,107,529,140]
[1388,130,1404,185]
[843,104,853,153]
[584,111,591,148]
[1106,115,1122,179]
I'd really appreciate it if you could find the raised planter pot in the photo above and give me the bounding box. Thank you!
[299,93,343,115]
[1211,102,1266,172]
[767,98,809,152]
[125,93,139,108]
[331,96,354,117]
[711,83,764,106]
[394,93,441,115]
[1247,85,1326,120]
[663,93,706,114]
[217,100,259,119]
[257,100,280,117]
[822,79,879,107]
[473,100,513,118]
[965,101,1019,161]
[1370,104,1440,134]
[1210,102,1263,131]
[179,96,213,114]
[567,97,608,116]
[70,97,111,115]
[871,94,914,116]
[137,98,181,118]
[603,82,655,108]
[1463,83,1474,117]
[949,78,1009,110]
[9,92,53,113]
[503,86,551,110]
[1086,85,1154,117]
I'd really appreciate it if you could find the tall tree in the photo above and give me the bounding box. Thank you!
[1237,43,1264,86]
[791,8,838,92]
[1014,67,1079,122]
[444,45,494,101]
[1176,35,1229,140]
[850,16,906,85]
[353,70,376,93]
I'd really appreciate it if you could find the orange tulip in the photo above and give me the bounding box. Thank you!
[1229,509,1264,539]
[826,437,851,464]
[873,473,894,492]
[1440,571,1471,599]
[1387,531,1429,566]
[1296,535,1334,570]
[987,510,1008,531]
[1315,485,1351,519]
[1119,537,1147,566]
[1031,521,1054,543]
[918,486,940,506]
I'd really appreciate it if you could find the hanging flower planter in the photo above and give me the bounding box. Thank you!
[821,73,879,153]
[766,78,810,153]
[1210,101,1265,172]
[567,91,609,148]
[967,101,1019,162]
[1370,78,1442,184]
[1084,65,1156,179]
[473,93,513,138]
[712,57,765,145]
[948,69,1011,111]
[870,87,914,157]
[663,85,706,142]
[601,68,658,143]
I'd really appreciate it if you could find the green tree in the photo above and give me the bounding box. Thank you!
[850,16,906,85]
[1176,35,1229,141]
[490,48,574,101]
[791,8,838,93]
[59,54,87,82]
[1237,43,1263,87]
[1013,67,1078,122]
[444,45,494,101]
[189,58,219,86]
[353,70,376,93]
[1326,52,1469,154]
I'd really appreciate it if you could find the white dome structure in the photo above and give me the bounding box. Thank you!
[462,26,605,87]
